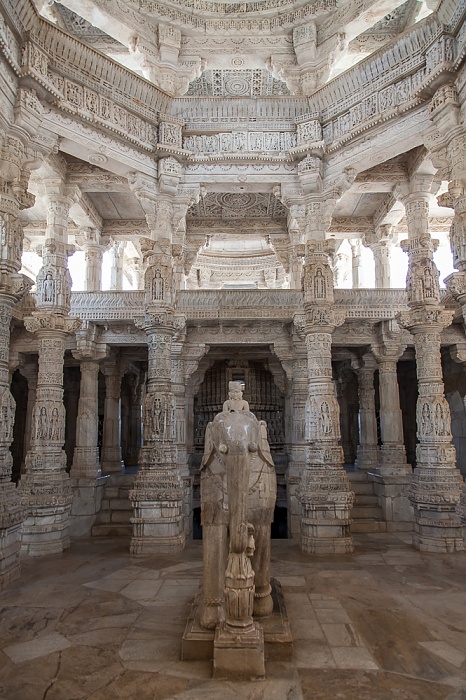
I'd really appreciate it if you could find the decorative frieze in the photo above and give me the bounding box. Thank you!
[184,131,296,155]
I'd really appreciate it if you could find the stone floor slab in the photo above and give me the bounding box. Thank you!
[3,632,72,663]
[419,641,466,669]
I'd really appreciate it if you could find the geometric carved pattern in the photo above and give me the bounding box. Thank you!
[187,70,289,97]
[187,192,287,219]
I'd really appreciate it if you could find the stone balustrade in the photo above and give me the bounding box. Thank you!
[13,289,458,325]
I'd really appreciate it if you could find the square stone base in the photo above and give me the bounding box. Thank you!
[213,621,264,679]
[181,578,293,662]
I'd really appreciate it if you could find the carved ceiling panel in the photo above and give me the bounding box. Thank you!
[86,192,147,220]
[187,69,289,97]
[187,192,287,219]
[54,3,127,52]
[349,0,418,53]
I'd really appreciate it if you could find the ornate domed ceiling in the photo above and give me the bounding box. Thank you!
[36,0,435,96]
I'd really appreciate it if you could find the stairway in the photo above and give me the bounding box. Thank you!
[348,471,387,533]
[92,473,135,537]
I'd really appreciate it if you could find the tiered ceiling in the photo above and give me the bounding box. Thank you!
[36,0,435,97]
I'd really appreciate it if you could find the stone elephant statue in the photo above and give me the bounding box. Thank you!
[200,408,277,630]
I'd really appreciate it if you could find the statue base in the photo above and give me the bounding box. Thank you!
[213,621,264,679]
[181,578,293,664]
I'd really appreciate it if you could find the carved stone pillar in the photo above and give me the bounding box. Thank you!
[286,322,308,538]
[130,243,184,554]
[21,182,81,555]
[401,312,463,551]
[299,242,354,554]
[76,227,104,292]
[349,239,364,289]
[125,373,143,466]
[69,325,108,536]
[0,292,25,586]
[370,325,412,528]
[109,241,126,290]
[21,317,80,555]
[335,364,358,465]
[172,325,192,537]
[352,354,379,471]
[71,360,101,479]
[397,190,463,551]
[372,343,410,476]
[365,225,394,288]
[101,361,124,475]
[18,362,37,472]
[0,93,43,581]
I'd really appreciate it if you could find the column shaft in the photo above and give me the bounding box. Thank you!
[71,361,101,478]
[21,329,73,555]
[354,358,379,471]
[101,369,123,474]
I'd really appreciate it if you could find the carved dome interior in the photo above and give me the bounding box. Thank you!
[35,0,436,96]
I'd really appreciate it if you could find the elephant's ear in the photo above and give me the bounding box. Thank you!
[201,421,216,469]
[258,420,274,468]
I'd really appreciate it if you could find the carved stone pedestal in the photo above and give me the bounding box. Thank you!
[300,461,354,555]
[213,621,265,680]
[69,476,108,538]
[130,444,185,554]
[369,473,413,531]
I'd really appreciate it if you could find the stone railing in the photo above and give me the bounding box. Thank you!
[62,289,409,322]
[70,291,145,320]
[2,0,171,135]
[309,17,456,150]
[13,288,458,325]
[172,97,310,124]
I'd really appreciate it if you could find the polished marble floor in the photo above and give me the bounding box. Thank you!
[1,533,466,699]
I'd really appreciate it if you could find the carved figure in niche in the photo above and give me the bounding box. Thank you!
[153,269,164,301]
[223,380,249,412]
[37,406,48,439]
[314,268,326,299]
[421,402,433,435]
[50,407,59,440]
[423,266,435,298]
[319,401,333,434]
[152,397,162,435]
[435,403,446,436]
[42,272,55,302]
[200,393,276,631]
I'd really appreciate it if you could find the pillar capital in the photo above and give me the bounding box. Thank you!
[24,313,81,337]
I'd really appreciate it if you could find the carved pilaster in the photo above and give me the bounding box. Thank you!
[77,228,104,292]
[21,314,81,556]
[130,239,185,553]
[398,308,463,551]
[101,359,124,475]
[35,192,75,315]
[0,294,24,586]
[364,225,395,289]
[130,313,184,554]
[70,360,101,479]
[0,158,35,586]
[352,354,379,471]
[299,241,354,553]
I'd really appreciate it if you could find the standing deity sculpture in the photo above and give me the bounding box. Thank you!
[222,381,249,413]
[42,272,55,302]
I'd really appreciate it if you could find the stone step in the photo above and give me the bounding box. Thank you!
[347,471,372,482]
[351,520,387,533]
[93,473,135,535]
[351,505,384,520]
[350,481,376,495]
[354,494,379,506]
[91,523,132,537]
